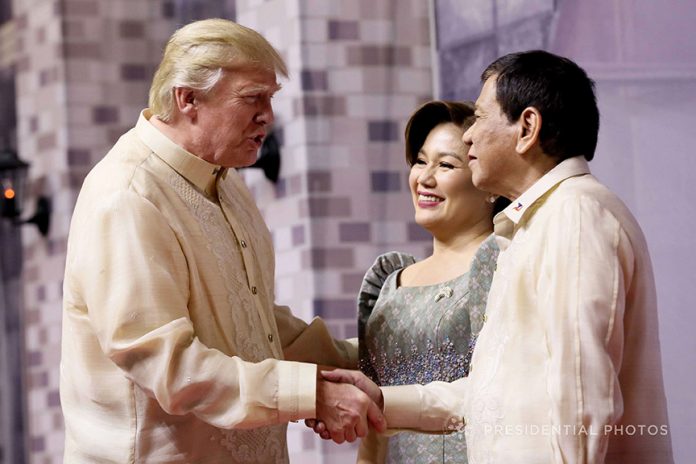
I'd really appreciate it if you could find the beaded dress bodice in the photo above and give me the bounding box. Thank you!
[365,270,473,463]
[358,237,499,464]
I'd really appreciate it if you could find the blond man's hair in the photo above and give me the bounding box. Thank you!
[149,18,288,121]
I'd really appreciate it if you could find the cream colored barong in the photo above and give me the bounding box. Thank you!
[60,110,357,463]
[381,157,673,464]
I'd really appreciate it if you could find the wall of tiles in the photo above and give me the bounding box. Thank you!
[6,0,435,461]
[11,0,179,461]
[3,0,573,462]
[235,1,434,460]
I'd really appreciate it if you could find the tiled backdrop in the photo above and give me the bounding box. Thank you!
[2,0,695,463]
[236,1,433,460]
[3,0,436,461]
[10,0,182,460]
[1,0,559,462]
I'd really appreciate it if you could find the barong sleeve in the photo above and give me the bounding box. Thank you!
[381,377,468,433]
[276,305,358,368]
[539,195,627,463]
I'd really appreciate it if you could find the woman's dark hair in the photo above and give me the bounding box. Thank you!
[404,100,475,166]
[404,100,510,216]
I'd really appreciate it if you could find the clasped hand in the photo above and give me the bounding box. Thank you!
[311,369,385,443]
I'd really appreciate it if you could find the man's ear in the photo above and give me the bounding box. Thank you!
[172,87,198,121]
[515,107,541,154]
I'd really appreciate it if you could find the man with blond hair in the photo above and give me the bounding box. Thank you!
[60,19,384,463]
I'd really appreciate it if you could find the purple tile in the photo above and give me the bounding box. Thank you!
[339,222,371,242]
[407,222,432,242]
[26,309,40,326]
[344,323,358,338]
[121,64,148,81]
[347,45,412,66]
[313,298,356,318]
[328,20,359,40]
[302,197,351,217]
[29,436,45,453]
[370,171,402,192]
[62,0,99,16]
[24,266,39,282]
[291,225,305,246]
[93,106,119,124]
[295,95,346,117]
[27,351,43,367]
[274,178,287,198]
[287,174,302,195]
[161,1,175,18]
[63,42,100,59]
[15,14,27,30]
[37,132,56,151]
[67,148,91,166]
[303,248,355,269]
[341,273,364,293]
[62,20,85,39]
[15,56,30,73]
[368,121,399,142]
[37,285,46,302]
[119,20,145,39]
[48,238,68,256]
[47,390,61,407]
[39,67,58,86]
[68,170,87,190]
[301,69,328,91]
[36,27,46,44]
[108,127,130,144]
[29,371,49,388]
[307,171,332,193]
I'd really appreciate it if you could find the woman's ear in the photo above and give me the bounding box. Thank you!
[172,87,198,121]
[515,106,541,154]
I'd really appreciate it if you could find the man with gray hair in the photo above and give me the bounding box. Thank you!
[60,18,384,463]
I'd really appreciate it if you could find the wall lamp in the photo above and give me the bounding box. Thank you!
[0,148,50,237]
[241,131,280,183]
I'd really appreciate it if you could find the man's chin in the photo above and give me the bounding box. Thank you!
[471,172,485,190]
[224,151,259,169]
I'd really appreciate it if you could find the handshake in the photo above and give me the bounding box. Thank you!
[310,369,387,443]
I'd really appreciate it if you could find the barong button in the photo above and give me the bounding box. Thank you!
[268,334,274,342]
[240,240,247,248]
[251,286,257,295]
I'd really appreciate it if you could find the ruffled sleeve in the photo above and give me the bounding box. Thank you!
[357,251,416,383]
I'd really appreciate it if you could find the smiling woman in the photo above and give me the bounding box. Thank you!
[357,100,509,464]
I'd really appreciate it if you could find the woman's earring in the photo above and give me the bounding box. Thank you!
[486,194,498,204]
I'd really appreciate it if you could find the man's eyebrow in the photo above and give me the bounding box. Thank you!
[240,82,282,94]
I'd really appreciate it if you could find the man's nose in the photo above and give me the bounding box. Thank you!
[462,125,473,145]
[255,99,274,126]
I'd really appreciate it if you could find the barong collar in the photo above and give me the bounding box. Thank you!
[135,109,227,198]
[493,156,591,248]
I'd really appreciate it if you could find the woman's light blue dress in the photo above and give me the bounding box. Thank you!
[358,235,499,463]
